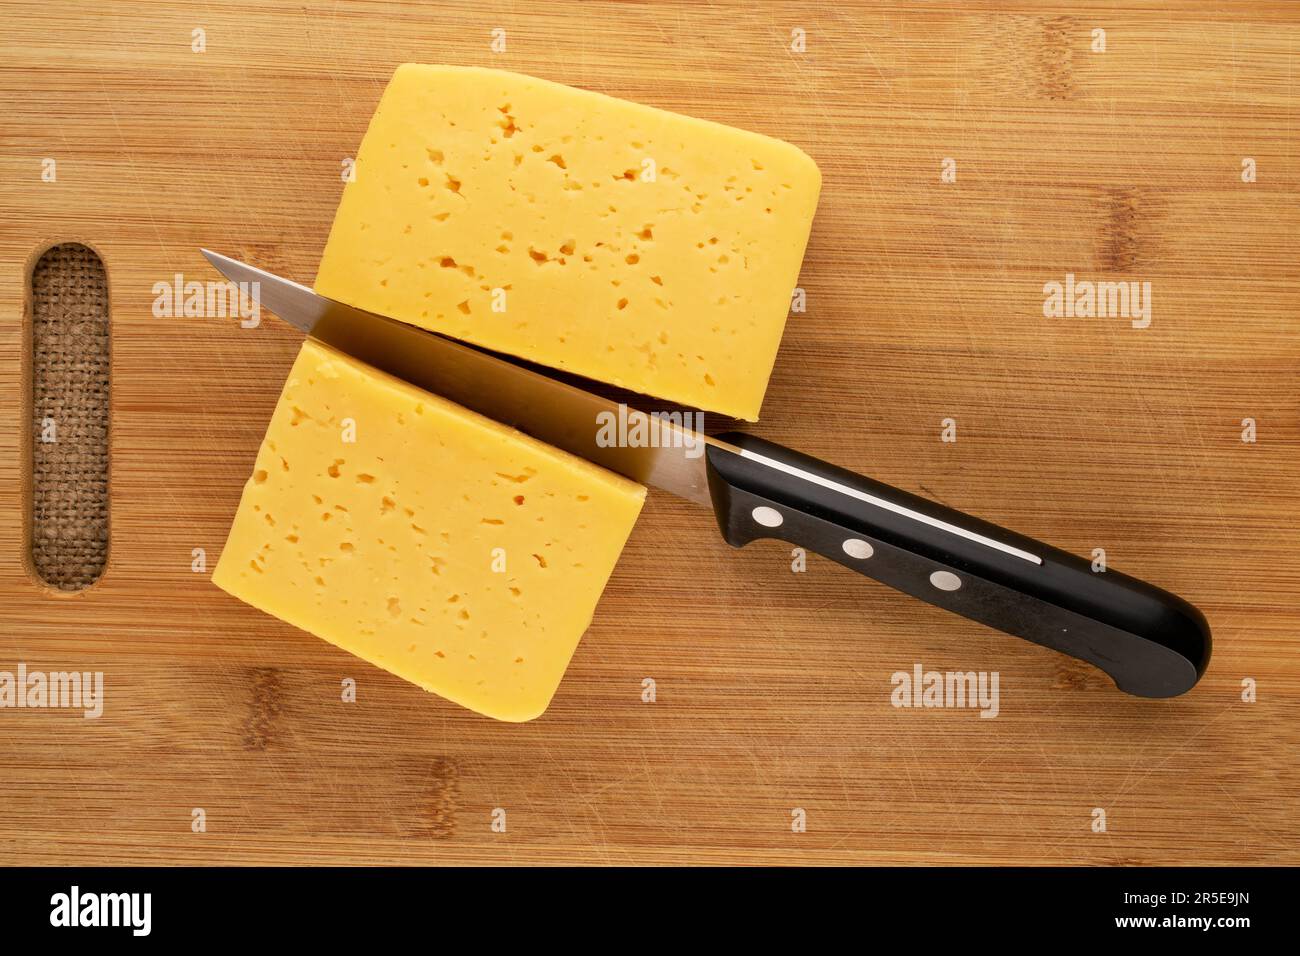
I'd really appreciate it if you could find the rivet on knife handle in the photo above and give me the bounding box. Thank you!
[704,433,1211,698]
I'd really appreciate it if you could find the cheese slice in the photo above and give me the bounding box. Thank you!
[315,64,821,421]
[212,339,646,722]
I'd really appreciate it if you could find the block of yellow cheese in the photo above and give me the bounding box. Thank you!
[212,339,646,722]
[315,64,821,421]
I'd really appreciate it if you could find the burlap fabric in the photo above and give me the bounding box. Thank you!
[30,243,109,590]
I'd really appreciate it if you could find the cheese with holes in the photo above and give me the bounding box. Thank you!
[212,339,645,722]
[314,64,821,421]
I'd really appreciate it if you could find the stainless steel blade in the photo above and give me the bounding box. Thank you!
[200,249,721,504]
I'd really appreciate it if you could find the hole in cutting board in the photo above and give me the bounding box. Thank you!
[27,242,110,592]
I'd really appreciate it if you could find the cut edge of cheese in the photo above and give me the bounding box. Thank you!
[315,63,822,422]
[212,339,647,722]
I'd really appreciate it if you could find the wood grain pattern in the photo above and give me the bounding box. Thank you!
[1,0,1297,865]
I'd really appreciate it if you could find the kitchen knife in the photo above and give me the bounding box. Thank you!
[202,249,1211,698]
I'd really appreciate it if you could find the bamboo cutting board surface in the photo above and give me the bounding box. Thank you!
[1,0,1297,866]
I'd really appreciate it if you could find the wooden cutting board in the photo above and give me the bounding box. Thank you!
[1,0,1297,865]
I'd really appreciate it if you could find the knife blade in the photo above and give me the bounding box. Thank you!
[201,248,721,505]
[201,249,1211,698]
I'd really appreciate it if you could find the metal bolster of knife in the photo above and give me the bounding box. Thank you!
[704,432,1212,699]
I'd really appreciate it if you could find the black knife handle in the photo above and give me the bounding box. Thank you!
[705,433,1210,698]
